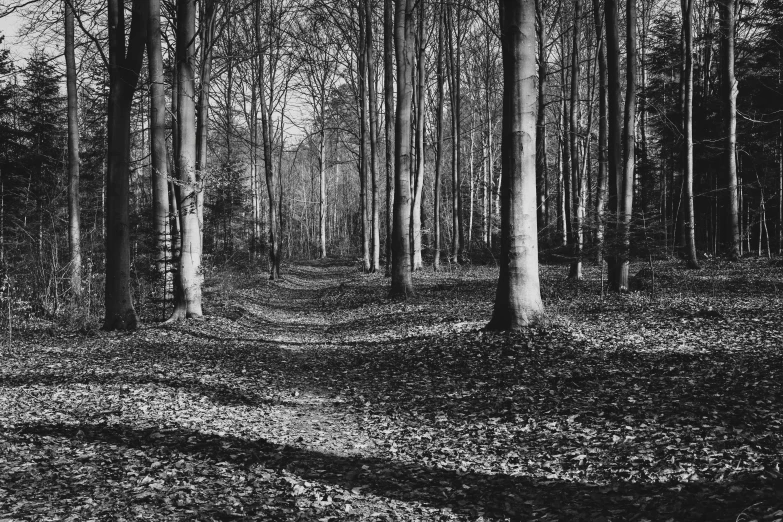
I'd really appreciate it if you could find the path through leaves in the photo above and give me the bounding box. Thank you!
[0,258,781,521]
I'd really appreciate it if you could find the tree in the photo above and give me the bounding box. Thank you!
[104,0,146,330]
[487,0,544,330]
[168,0,204,320]
[147,0,171,291]
[682,0,699,268]
[390,0,415,297]
[65,0,81,300]
[719,0,740,260]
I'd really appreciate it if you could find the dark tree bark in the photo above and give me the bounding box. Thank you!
[358,0,371,273]
[65,0,81,300]
[487,0,544,330]
[390,0,415,297]
[104,0,146,330]
[445,4,464,261]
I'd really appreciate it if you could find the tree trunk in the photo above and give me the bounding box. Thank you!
[358,0,371,272]
[365,0,381,272]
[568,0,582,280]
[487,0,544,330]
[434,7,444,271]
[605,0,623,289]
[65,0,81,300]
[104,0,146,330]
[168,0,204,320]
[682,0,699,268]
[535,0,548,242]
[148,0,171,303]
[446,5,464,261]
[195,0,217,243]
[592,0,607,266]
[411,2,426,271]
[719,0,740,260]
[384,0,394,274]
[390,0,415,297]
[612,0,637,292]
[319,126,327,258]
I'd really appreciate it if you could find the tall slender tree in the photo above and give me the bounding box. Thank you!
[719,0,740,260]
[682,0,699,268]
[65,0,81,300]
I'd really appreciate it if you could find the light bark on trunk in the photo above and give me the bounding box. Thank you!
[148,0,171,298]
[358,0,371,272]
[613,0,637,292]
[390,0,415,297]
[682,0,699,268]
[434,8,444,271]
[605,0,624,289]
[534,0,548,241]
[411,3,426,271]
[719,0,740,260]
[446,5,464,261]
[567,0,582,280]
[487,0,544,330]
[195,0,217,242]
[104,0,146,330]
[592,0,607,266]
[65,0,81,300]
[168,0,204,320]
[384,0,394,274]
[365,0,381,272]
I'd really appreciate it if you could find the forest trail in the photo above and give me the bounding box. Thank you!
[1,259,782,520]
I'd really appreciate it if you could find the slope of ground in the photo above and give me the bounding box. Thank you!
[0,258,781,521]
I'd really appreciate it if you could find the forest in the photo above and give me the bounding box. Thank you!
[0,0,781,519]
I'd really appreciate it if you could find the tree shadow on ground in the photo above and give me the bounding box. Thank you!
[5,421,779,521]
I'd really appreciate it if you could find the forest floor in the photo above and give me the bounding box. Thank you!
[0,257,782,521]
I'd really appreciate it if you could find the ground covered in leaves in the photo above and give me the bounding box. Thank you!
[1,257,782,521]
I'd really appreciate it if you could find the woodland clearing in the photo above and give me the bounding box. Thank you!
[0,258,781,521]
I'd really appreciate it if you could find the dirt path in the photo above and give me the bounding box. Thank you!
[0,258,781,521]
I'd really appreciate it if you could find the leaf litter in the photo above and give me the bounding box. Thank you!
[0,257,781,521]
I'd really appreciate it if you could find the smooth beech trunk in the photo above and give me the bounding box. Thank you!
[487,0,544,330]
[613,0,636,292]
[148,0,171,294]
[104,0,146,330]
[319,127,327,258]
[567,0,582,280]
[446,5,464,261]
[411,3,426,271]
[358,0,371,273]
[365,0,381,272]
[534,0,547,241]
[592,0,608,266]
[605,0,623,288]
[384,0,394,274]
[390,0,415,297]
[719,0,740,260]
[682,0,699,268]
[168,0,204,320]
[65,0,81,300]
[433,8,444,271]
[195,0,217,241]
